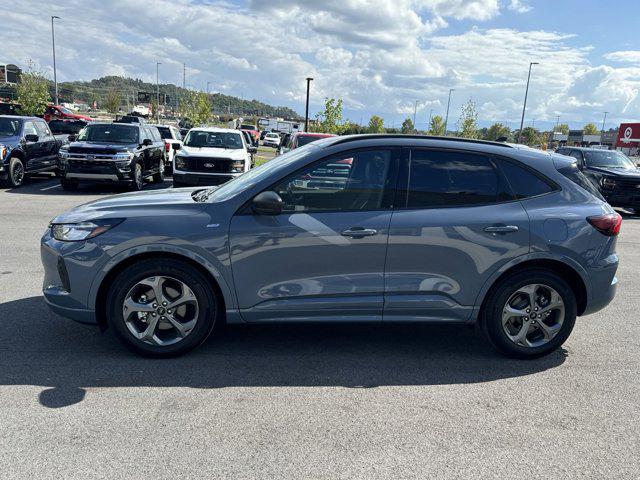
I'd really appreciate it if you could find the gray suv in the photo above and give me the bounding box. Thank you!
[41,135,620,358]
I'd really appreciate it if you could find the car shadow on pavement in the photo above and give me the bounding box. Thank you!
[1,175,174,196]
[0,296,567,408]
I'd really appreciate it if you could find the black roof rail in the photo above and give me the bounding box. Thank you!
[329,134,514,149]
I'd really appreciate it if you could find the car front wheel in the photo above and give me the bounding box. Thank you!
[106,258,218,357]
[482,269,577,358]
[7,158,25,187]
[129,162,144,191]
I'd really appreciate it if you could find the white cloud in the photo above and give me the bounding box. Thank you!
[604,51,640,64]
[507,0,532,14]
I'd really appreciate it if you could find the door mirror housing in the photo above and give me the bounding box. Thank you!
[25,134,39,143]
[172,143,181,151]
[247,146,258,154]
[142,138,153,147]
[252,191,283,215]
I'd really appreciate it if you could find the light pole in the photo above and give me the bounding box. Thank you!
[156,62,161,123]
[413,100,418,132]
[518,62,539,144]
[601,111,608,134]
[51,16,61,105]
[304,77,313,132]
[555,114,560,131]
[428,109,433,128]
[444,88,454,135]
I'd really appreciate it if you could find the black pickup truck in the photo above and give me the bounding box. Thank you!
[57,122,166,191]
[0,115,68,187]
[557,146,640,212]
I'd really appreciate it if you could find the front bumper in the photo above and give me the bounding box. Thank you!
[173,170,241,186]
[602,191,640,209]
[60,158,133,183]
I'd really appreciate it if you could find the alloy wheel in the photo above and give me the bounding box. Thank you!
[12,161,24,186]
[501,283,565,348]
[122,275,199,346]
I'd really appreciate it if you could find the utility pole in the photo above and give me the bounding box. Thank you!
[51,16,61,105]
[518,62,539,144]
[207,81,212,94]
[601,111,608,134]
[428,109,433,131]
[304,77,313,132]
[556,114,560,131]
[444,88,454,135]
[412,100,418,131]
[156,62,161,123]
[182,63,186,90]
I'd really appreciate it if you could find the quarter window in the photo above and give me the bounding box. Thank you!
[400,149,512,208]
[494,157,554,199]
[273,149,393,213]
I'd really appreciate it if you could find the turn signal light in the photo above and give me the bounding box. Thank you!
[587,213,622,236]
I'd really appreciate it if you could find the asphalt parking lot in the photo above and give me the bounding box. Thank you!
[0,175,639,479]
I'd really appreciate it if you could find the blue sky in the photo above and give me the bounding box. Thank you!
[4,0,640,131]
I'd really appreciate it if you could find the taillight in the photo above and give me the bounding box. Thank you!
[587,213,622,236]
[165,142,170,152]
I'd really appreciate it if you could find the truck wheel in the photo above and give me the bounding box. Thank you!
[60,178,79,191]
[7,158,25,188]
[129,162,144,191]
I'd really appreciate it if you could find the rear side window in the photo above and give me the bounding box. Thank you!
[557,162,604,200]
[494,157,555,199]
[400,149,512,208]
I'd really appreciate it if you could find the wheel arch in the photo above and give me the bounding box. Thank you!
[93,250,232,331]
[475,257,589,325]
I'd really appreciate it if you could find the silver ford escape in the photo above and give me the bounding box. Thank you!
[41,135,620,358]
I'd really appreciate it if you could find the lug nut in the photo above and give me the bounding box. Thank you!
[167,309,172,314]
[152,303,158,308]
[526,309,531,313]
[152,313,156,317]
[162,302,167,306]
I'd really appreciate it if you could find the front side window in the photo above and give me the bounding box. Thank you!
[0,118,21,137]
[77,124,139,144]
[400,149,512,208]
[184,131,243,149]
[35,121,52,139]
[273,149,393,213]
[23,121,38,137]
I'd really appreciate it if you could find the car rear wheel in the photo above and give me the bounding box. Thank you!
[152,159,165,183]
[7,158,25,188]
[482,269,576,358]
[60,178,79,191]
[106,258,217,357]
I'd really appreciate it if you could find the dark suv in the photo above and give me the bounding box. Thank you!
[58,122,165,190]
[557,147,640,212]
[43,135,619,358]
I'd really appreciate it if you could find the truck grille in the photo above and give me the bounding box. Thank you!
[68,159,117,175]
[182,157,236,173]
[608,178,640,193]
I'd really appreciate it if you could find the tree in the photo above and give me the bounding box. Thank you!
[428,115,445,136]
[484,122,510,141]
[401,117,415,134]
[458,100,479,139]
[314,97,344,134]
[519,127,541,147]
[556,123,569,134]
[16,62,50,116]
[104,87,121,114]
[179,90,212,126]
[367,115,385,133]
[583,123,599,135]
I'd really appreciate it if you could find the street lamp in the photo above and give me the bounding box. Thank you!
[51,16,61,105]
[156,62,161,123]
[444,88,454,136]
[304,77,313,132]
[518,62,539,144]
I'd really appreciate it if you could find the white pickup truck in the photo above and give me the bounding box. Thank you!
[150,124,183,173]
[172,127,257,187]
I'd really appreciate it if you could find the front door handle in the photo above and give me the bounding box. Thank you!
[341,227,378,238]
[484,225,519,234]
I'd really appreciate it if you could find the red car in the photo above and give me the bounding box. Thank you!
[44,104,93,123]
[240,125,259,144]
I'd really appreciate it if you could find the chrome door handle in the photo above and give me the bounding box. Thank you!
[341,228,378,238]
[484,225,519,234]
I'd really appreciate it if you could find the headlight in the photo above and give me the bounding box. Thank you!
[0,144,6,160]
[113,152,134,160]
[601,177,617,189]
[230,160,245,173]
[175,156,187,170]
[51,218,125,242]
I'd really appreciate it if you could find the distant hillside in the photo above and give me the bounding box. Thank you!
[4,75,302,120]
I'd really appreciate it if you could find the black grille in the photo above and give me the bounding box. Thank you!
[68,159,118,175]
[183,156,236,173]
[68,147,121,155]
[607,177,640,193]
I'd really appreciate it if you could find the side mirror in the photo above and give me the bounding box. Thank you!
[172,143,181,151]
[25,134,39,143]
[142,138,153,147]
[68,134,76,142]
[252,191,283,215]
[247,146,257,154]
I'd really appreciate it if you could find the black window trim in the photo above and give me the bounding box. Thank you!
[394,146,518,211]
[490,153,560,201]
[236,146,402,215]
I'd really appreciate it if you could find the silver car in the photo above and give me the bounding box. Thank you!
[41,135,620,357]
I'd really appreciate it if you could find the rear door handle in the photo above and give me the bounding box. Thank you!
[484,225,519,234]
[341,227,378,238]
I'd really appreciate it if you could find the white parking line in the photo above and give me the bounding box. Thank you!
[40,183,61,191]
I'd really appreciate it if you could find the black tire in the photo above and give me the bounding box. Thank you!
[105,258,218,357]
[172,179,188,188]
[60,178,79,191]
[7,157,26,188]
[152,159,165,183]
[129,162,144,191]
[481,269,577,359]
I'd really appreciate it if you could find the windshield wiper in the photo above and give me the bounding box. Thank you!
[191,187,219,202]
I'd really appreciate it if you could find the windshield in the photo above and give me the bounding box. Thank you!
[0,118,21,137]
[584,150,636,169]
[77,124,139,144]
[297,135,326,147]
[59,106,74,115]
[156,127,172,139]
[241,124,255,130]
[203,143,319,202]
[184,131,243,149]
